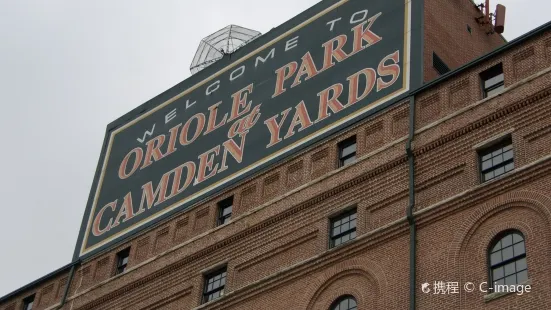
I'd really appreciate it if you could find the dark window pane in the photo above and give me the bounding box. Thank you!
[484,171,494,181]
[502,247,514,261]
[203,268,227,304]
[332,296,357,310]
[493,266,504,280]
[482,160,493,170]
[342,234,350,243]
[24,301,34,310]
[222,206,232,216]
[330,210,357,248]
[494,166,505,177]
[516,258,527,271]
[481,64,504,98]
[339,137,357,167]
[501,234,513,247]
[341,144,356,157]
[504,262,516,276]
[489,232,528,288]
[484,74,504,88]
[503,150,513,161]
[505,162,515,172]
[492,241,501,252]
[505,274,516,285]
[512,233,523,243]
[22,295,35,310]
[490,251,502,265]
[495,278,505,286]
[342,156,356,166]
[217,197,233,226]
[116,248,130,275]
[341,222,350,231]
[492,154,503,165]
[513,242,525,256]
[517,270,528,283]
[433,52,451,75]
[486,85,505,97]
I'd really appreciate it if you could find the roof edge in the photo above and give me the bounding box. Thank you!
[413,20,551,95]
[0,261,79,304]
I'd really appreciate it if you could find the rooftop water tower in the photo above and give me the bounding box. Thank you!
[190,25,261,74]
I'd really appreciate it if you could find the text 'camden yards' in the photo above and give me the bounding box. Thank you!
[78,0,412,257]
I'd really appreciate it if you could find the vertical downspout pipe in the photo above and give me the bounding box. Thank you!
[57,261,79,309]
[406,95,417,310]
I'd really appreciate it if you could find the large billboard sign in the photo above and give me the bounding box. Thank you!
[75,0,419,258]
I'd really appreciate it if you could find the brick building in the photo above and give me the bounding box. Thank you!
[2,0,551,309]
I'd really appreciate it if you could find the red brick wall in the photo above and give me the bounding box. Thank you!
[423,0,506,82]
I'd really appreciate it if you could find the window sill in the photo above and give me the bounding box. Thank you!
[328,238,357,251]
[216,220,231,228]
[481,169,515,185]
[482,89,505,101]
[483,279,531,302]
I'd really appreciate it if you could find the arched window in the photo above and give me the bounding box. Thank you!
[489,231,528,286]
[330,295,357,310]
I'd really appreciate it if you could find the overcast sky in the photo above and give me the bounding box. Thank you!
[0,0,549,298]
